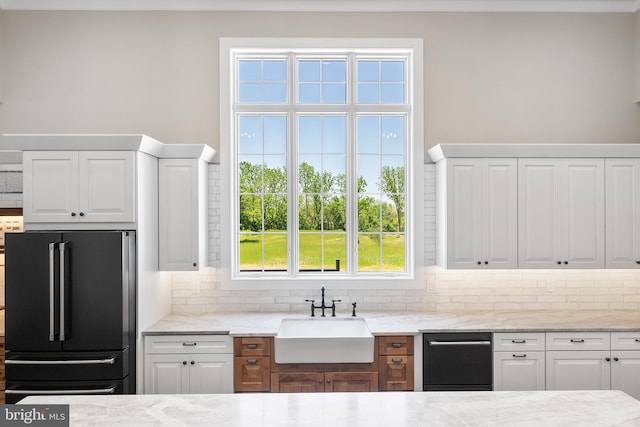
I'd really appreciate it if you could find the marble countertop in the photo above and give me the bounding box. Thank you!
[143,309,640,336]
[21,390,640,426]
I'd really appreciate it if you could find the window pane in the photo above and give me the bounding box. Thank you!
[299,83,321,103]
[357,61,379,82]
[264,232,287,271]
[357,60,406,104]
[298,116,321,154]
[239,195,262,232]
[263,159,287,193]
[358,194,380,232]
[323,194,346,231]
[381,61,404,82]
[238,59,287,103]
[238,116,262,154]
[357,116,380,154]
[357,155,381,195]
[323,116,346,154]
[324,233,346,272]
[357,83,379,104]
[381,83,404,103]
[381,116,404,155]
[239,157,263,193]
[299,233,322,270]
[358,233,381,272]
[382,193,404,233]
[239,233,262,271]
[382,234,405,271]
[264,116,287,155]
[299,59,346,104]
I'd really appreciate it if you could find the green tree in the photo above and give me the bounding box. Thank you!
[378,166,405,232]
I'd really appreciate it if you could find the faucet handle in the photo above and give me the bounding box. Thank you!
[331,299,342,303]
[304,299,315,303]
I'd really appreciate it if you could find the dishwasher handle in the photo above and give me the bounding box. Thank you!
[428,340,492,346]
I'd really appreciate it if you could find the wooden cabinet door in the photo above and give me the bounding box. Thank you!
[23,151,78,223]
[78,151,135,222]
[189,354,233,394]
[234,357,270,392]
[605,160,640,268]
[493,352,545,391]
[610,351,640,400]
[545,351,610,391]
[145,354,189,394]
[325,372,378,392]
[271,372,324,393]
[378,356,414,391]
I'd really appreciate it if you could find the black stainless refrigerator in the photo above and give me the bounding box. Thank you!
[4,231,136,403]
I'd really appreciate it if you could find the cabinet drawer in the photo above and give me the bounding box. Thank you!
[377,336,414,355]
[145,335,233,354]
[234,357,271,392]
[611,332,640,351]
[378,355,414,391]
[546,332,610,351]
[234,337,271,357]
[494,333,545,352]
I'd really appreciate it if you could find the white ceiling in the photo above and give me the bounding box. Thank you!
[0,0,639,13]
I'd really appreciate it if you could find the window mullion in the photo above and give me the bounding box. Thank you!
[347,52,358,277]
[288,52,298,278]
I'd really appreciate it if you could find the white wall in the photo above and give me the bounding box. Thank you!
[0,11,639,151]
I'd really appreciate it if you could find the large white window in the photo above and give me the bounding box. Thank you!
[220,39,424,289]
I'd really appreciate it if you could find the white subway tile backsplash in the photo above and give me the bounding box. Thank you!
[168,163,640,313]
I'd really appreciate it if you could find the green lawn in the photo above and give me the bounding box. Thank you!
[239,232,405,272]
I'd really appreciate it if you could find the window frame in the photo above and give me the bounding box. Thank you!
[220,38,424,290]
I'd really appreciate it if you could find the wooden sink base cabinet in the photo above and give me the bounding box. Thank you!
[233,336,414,393]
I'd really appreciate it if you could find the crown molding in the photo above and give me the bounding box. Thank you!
[0,0,638,13]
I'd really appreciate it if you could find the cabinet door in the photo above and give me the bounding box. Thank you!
[447,159,482,268]
[518,159,604,268]
[234,357,270,392]
[23,152,78,223]
[325,372,378,392]
[605,160,640,268]
[518,160,563,268]
[493,352,545,391]
[481,159,517,268]
[563,160,604,268]
[159,159,207,271]
[610,351,640,400]
[379,356,414,391]
[545,351,611,391]
[78,151,135,222]
[271,372,324,393]
[189,354,233,394]
[145,354,189,394]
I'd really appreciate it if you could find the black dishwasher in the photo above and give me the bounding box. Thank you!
[423,333,492,391]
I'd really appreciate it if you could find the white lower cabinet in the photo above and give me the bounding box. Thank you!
[145,335,233,394]
[493,333,545,391]
[493,331,640,399]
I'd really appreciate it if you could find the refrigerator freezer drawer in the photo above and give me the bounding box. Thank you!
[6,349,130,381]
[5,377,130,404]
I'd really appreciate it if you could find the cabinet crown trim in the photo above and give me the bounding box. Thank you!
[427,143,640,163]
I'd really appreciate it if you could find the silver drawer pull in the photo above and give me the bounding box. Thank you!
[247,359,258,365]
[428,341,491,346]
[246,344,259,349]
[6,358,116,365]
[570,339,585,343]
[182,342,197,347]
[391,343,403,348]
[512,354,527,358]
[6,386,116,395]
[512,340,526,344]
[391,358,403,363]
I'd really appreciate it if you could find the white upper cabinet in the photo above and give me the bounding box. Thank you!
[23,151,135,224]
[605,159,640,268]
[438,158,517,269]
[518,159,604,269]
[159,158,208,271]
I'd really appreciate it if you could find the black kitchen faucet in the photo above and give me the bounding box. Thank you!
[305,286,341,317]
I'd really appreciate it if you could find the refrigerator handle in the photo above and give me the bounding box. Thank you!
[59,241,67,342]
[48,242,57,342]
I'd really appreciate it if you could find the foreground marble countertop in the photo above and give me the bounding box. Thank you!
[143,309,640,336]
[21,390,640,426]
